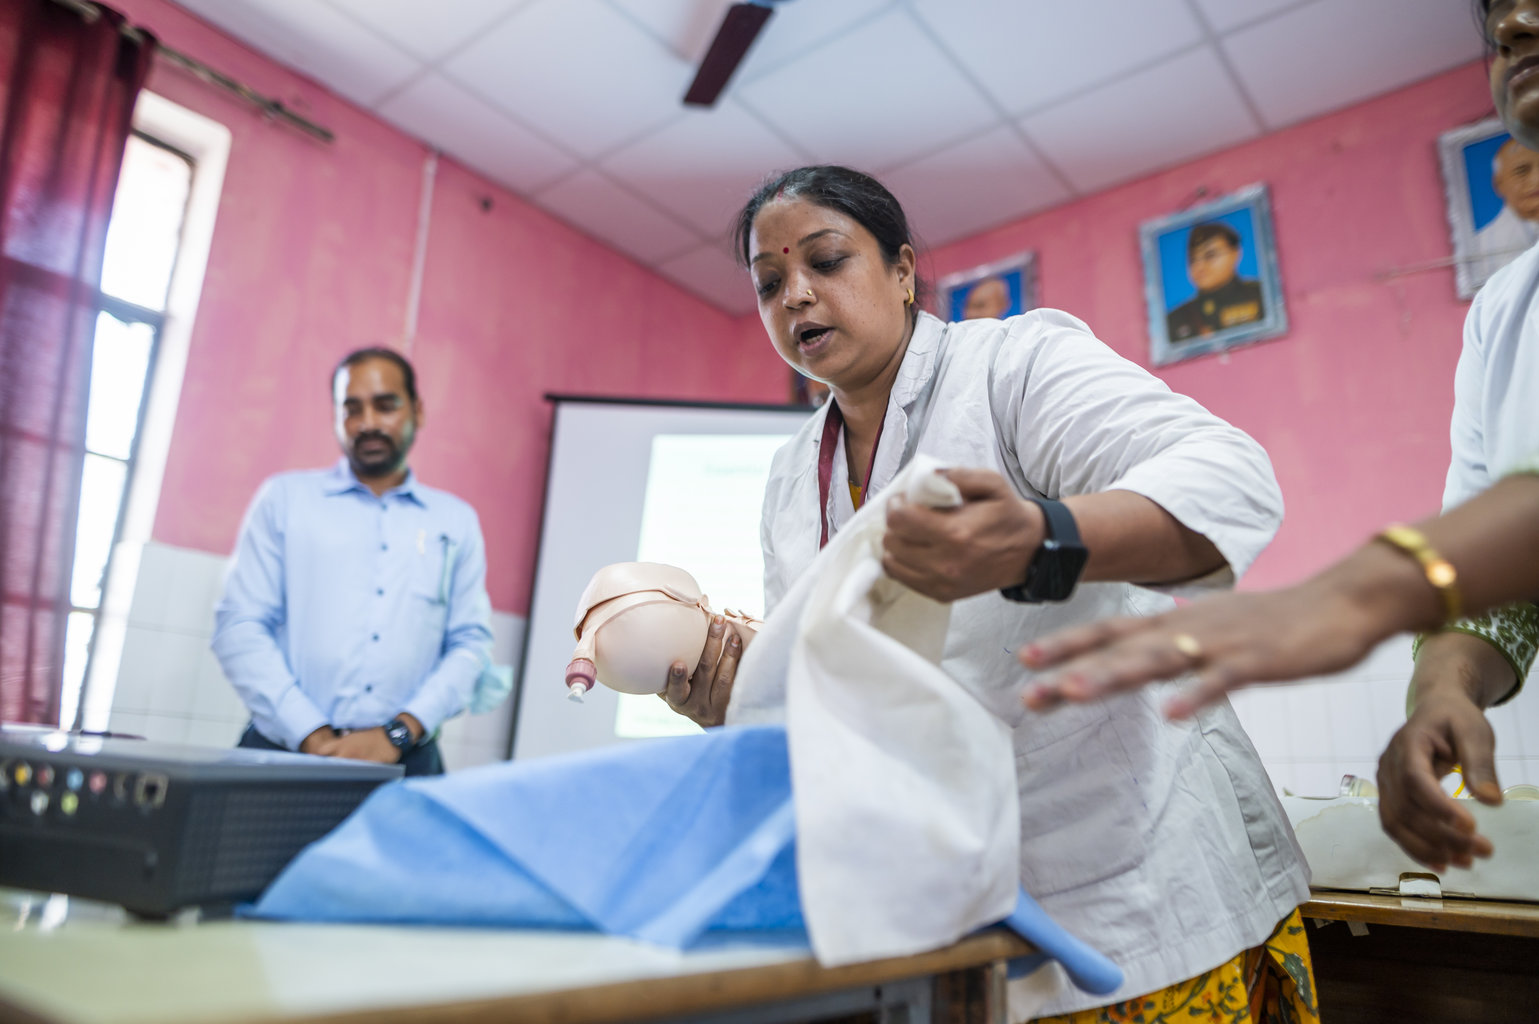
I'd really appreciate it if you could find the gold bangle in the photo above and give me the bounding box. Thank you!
[1375,523,1462,622]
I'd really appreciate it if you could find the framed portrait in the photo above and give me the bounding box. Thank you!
[1438,117,1539,299]
[936,251,1038,323]
[1140,184,1287,367]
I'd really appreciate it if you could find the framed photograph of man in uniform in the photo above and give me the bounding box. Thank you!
[1140,184,1287,367]
[1438,117,1539,299]
[936,251,1038,323]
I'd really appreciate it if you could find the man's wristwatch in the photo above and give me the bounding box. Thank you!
[1001,497,1089,603]
[383,717,415,755]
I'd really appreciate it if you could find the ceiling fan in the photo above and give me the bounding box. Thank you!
[682,0,793,108]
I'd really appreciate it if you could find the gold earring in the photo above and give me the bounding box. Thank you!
[905,287,915,305]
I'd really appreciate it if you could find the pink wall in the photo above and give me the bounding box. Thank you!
[112,0,1499,607]
[927,63,1497,591]
[111,0,786,613]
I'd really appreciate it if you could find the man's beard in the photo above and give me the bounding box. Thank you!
[350,431,409,478]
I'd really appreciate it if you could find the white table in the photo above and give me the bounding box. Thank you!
[0,889,1029,1024]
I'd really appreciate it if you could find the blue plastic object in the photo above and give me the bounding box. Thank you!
[248,724,1121,994]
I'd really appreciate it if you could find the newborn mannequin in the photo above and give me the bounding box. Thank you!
[566,562,761,699]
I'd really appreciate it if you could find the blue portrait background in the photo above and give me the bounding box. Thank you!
[1462,130,1512,232]
[1157,208,1261,312]
[947,268,1024,321]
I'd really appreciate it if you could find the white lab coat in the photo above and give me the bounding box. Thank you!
[1448,240,1539,509]
[757,310,1309,1016]
[1468,206,1539,289]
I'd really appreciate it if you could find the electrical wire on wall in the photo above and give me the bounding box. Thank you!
[402,151,438,356]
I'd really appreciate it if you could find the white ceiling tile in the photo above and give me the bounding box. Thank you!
[1190,0,1310,35]
[532,169,702,264]
[443,0,691,159]
[884,127,1073,247]
[174,0,1490,281]
[609,0,894,80]
[1021,47,1261,194]
[1222,0,1485,130]
[655,243,759,315]
[174,0,422,107]
[734,0,896,75]
[376,74,579,194]
[605,0,730,62]
[600,100,809,240]
[735,9,998,171]
[327,0,529,64]
[908,0,1203,115]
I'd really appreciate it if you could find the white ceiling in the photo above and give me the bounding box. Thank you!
[169,0,1484,315]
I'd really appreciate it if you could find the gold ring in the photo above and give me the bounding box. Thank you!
[1172,633,1204,662]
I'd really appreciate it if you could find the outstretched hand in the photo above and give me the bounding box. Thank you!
[881,468,1043,603]
[1019,579,1385,718]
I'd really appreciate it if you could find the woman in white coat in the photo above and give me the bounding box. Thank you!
[662,165,1316,1023]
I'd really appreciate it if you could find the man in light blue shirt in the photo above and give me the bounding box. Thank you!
[214,348,492,775]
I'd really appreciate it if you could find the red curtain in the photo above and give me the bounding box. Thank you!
[0,1,153,725]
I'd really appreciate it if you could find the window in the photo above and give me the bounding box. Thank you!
[59,134,193,730]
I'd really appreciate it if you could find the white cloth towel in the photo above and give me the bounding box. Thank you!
[730,455,1022,968]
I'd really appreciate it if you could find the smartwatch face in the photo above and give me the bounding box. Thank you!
[386,721,412,750]
[1040,539,1090,599]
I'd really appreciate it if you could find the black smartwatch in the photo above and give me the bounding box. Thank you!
[383,717,415,755]
[1001,497,1089,603]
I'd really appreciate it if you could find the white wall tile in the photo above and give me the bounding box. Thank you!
[1228,687,1291,760]
[1291,761,1346,799]
[160,546,227,636]
[191,648,248,723]
[1281,681,1335,762]
[139,713,191,746]
[1360,635,1416,680]
[1323,678,1380,762]
[440,741,505,773]
[1367,674,1409,749]
[1506,758,1539,787]
[184,717,241,749]
[1489,702,1527,761]
[1335,758,1379,788]
[1510,678,1539,759]
[111,625,163,714]
[107,711,147,740]
[489,610,525,669]
[126,541,175,630]
[146,633,209,717]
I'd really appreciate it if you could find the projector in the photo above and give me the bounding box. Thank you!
[0,726,401,917]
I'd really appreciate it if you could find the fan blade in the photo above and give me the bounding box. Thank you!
[682,2,774,108]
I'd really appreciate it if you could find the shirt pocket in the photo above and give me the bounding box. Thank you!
[407,536,454,647]
[1014,711,1151,896]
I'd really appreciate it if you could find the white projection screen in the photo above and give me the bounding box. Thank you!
[512,397,813,761]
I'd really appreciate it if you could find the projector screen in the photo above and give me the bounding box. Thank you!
[512,397,813,761]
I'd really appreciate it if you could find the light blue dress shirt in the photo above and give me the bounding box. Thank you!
[213,459,494,750]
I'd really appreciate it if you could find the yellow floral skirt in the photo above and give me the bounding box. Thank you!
[1032,909,1318,1024]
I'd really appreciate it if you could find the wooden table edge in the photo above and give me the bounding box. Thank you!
[0,930,1035,1024]
[1302,889,1539,939]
